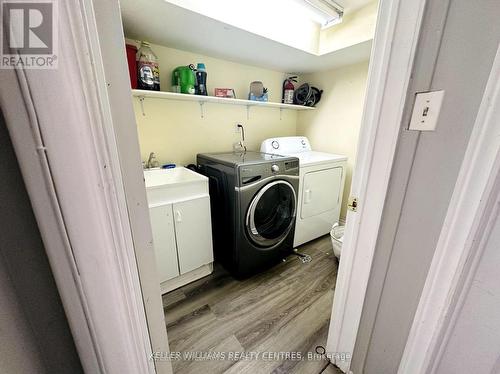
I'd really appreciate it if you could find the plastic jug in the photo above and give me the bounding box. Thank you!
[172,65,196,94]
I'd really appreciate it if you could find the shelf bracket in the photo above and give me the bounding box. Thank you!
[199,101,205,118]
[279,108,283,121]
[139,96,146,116]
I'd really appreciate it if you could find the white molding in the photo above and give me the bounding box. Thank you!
[326,0,427,372]
[1,1,160,373]
[75,1,158,372]
[87,1,173,372]
[398,45,500,374]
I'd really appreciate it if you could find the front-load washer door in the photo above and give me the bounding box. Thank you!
[246,180,297,247]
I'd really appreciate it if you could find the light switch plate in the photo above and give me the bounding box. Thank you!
[408,90,445,131]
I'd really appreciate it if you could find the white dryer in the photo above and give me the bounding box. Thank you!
[261,136,347,247]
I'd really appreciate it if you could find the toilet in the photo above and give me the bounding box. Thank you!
[330,223,344,258]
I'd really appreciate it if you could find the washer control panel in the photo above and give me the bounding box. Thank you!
[238,159,299,186]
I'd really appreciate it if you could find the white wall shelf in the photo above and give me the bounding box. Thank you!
[132,89,314,118]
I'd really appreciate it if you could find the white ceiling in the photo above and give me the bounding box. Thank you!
[120,0,374,73]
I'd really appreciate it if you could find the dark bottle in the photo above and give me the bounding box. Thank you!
[136,41,160,91]
[195,63,207,96]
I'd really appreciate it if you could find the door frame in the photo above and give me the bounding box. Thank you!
[0,1,171,373]
[326,0,427,372]
[398,45,500,374]
[86,1,172,372]
[0,0,427,373]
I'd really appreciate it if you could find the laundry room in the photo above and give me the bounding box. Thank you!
[119,0,377,372]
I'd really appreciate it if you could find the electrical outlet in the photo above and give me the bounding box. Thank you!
[408,90,445,131]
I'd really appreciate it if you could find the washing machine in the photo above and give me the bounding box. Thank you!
[197,151,299,278]
[261,136,347,247]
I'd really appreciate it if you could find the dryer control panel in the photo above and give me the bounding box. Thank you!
[260,136,312,154]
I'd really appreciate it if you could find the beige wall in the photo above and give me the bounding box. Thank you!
[319,1,378,55]
[128,40,369,203]
[128,40,297,165]
[297,61,369,219]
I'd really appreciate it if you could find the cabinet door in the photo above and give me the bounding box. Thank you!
[149,204,179,283]
[173,197,214,274]
[301,167,343,219]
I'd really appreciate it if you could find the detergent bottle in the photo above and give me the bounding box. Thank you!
[136,41,160,91]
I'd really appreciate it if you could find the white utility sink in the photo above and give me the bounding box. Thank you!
[144,167,205,188]
[144,167,208,206]
[144,166,213,293]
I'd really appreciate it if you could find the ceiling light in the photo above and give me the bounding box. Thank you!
[302,0,344,28]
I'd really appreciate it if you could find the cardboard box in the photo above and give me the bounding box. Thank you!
[214,88,235,98]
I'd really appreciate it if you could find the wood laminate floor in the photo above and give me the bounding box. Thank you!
[162,235,344,374]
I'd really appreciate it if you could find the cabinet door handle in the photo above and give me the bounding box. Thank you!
[175,210,182,222]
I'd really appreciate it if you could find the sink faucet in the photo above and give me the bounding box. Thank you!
[145,152,160,169]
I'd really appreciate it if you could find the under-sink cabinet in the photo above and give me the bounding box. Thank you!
[144,167,214,294]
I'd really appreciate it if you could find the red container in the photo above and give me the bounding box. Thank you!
[126,44,138,89]
[214,88,235,98]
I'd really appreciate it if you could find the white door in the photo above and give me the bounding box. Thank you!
[325,0,428,371]
[302,167,343,219]
[149,204,179,283]
[173,197,214,274]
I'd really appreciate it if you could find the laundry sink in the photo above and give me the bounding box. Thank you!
[143,167,208,206]
[144,167,205,187]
